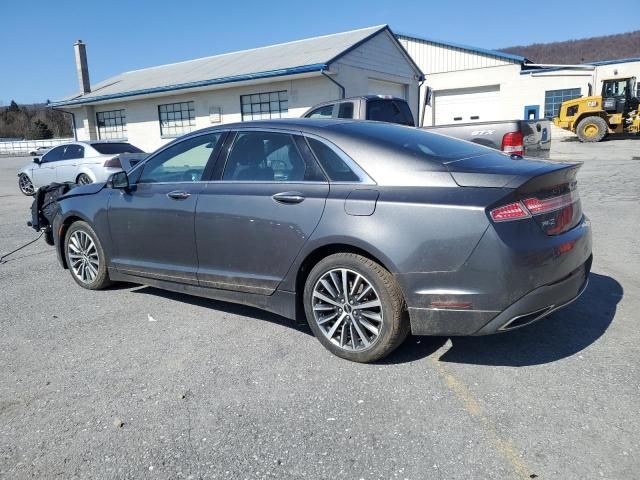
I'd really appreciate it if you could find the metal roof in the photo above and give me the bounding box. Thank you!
[395,32,529,64]
[520,57,640,75]
[51,25,406,107]
[588,57,640,66]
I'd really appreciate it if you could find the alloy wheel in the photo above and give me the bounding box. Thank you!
[311,268,383,351]
[18,174,35,195]
[77,174,92,185]
[68,230,100,284]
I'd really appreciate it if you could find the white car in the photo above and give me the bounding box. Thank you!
[29,146,52,156]
[17,141,146,196]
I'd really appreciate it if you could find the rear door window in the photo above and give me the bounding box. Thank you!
[337,102,355,119]
[62,144,84,160]
[305,104,334,119]
[223,131,311,182]
[366,100,414,126]
[306,137,359,182]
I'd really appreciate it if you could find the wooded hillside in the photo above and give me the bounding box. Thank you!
[500,30,640,64]
[0,101,73,139]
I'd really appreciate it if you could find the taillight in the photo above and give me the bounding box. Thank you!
[490,202,530,222]
[103,157,122,168]
[490,189,581,235]
[501,131,524,155]
[522,191,577,215]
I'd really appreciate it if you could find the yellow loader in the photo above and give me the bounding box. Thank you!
[554,76,640,142]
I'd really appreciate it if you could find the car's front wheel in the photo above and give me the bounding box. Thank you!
[304,253,409,363]
[64,221,112,290]
[18,173,35,196]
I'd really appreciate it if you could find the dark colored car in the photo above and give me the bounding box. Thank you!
[50,119,592,362]
[303,95,415,126]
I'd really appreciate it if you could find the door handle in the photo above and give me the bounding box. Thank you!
[167,190,191,200]
[272,192,305,204]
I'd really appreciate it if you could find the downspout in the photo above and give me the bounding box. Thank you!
[50,106,77,141]
[417,76,425,127]
[321,68,345,99]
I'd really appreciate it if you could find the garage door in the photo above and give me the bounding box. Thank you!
[368,79,406,99]
[433,85,500,125]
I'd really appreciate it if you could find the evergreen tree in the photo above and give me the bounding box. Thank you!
[29,119,53,139]
[8,100,20,113]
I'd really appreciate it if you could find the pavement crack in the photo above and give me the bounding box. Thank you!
[429,346,535,480]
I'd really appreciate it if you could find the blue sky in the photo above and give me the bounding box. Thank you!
[1,0,636,104]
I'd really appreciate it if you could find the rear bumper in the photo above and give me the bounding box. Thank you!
[407,255,591,335]
[399,215,592,336]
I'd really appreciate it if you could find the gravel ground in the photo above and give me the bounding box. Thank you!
[1,130,639,479]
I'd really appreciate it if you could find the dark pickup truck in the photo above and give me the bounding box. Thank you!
[302,95,551,157]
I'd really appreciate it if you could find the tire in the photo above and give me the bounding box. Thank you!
[64,221,113,290]
[18,173,35,196]
[77,173,93,185]
[303,253,409,363]
[576,116,608,142]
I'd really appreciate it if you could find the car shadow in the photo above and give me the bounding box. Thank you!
[130,273,621,367]
[131,286,314,336]
[382,272,622,366]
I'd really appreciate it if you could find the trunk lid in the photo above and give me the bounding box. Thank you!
[447,152,583,235]
[513,163,582,235]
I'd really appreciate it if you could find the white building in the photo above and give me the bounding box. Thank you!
[50,26,423,152]
[397,32,640,126]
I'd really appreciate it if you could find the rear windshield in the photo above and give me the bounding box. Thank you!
[91,143,143,154]
[336,122,489,163]
[366,100,415,126]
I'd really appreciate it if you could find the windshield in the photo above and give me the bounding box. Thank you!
[91,143,143,154]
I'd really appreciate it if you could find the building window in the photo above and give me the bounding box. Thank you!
[158,101,195,137]
[544,88,581,118]
[241,90,288,121]
[96,110,127,139]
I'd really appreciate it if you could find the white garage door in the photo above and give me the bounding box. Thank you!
[433,85,500,125]
[368,79,406,99]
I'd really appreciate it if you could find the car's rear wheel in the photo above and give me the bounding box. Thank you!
[77,173,93,185]
[64,221,112,290]
[18,174,35,196]
[303,253,409,363]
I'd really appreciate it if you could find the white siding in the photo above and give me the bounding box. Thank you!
[71,75,340,152]
[334,30,420,124]
[397,36,514,74]
[339,30,416,79]
[594,60,640,92]
[368,79,406,98]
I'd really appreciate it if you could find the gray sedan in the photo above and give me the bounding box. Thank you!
[47,119,592,362]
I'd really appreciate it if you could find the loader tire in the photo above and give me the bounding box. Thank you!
[576,116,608,142]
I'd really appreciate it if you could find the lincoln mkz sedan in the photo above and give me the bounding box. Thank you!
[49,120,592,362]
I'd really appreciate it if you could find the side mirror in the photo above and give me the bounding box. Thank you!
[33,157,41,165]
[108,171,129,189]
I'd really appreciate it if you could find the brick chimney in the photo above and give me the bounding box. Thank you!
[74,40,91,94]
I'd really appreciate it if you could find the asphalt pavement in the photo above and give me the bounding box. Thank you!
[1,130,639,479]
